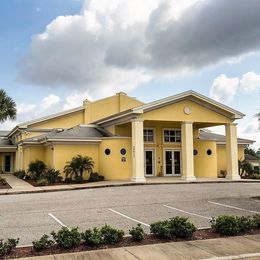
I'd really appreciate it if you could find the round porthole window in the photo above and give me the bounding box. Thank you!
[207,149,212,156]
[104,148,111,155]
[193,149,198,156]
[120,148,127,155]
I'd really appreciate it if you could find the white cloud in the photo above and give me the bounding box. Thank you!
[17,103,36,115]
[18,0,260,94]
[41,94,60,110]
[63,91,93,110]
[240,71,260,93]
[209,74,239,103]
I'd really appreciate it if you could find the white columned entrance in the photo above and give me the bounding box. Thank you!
[225,123,240,180]
[131,118,146,182]
[181,121,196,180]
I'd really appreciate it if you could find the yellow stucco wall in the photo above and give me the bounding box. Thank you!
[143,100,232,124]
[217,145,245,175]
[99,138,132,180]
[194,140,217,177]
[53,144,99,179]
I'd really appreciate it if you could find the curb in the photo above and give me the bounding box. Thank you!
[0,180,260,196]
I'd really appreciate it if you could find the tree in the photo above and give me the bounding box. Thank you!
[238,159,253,177]
[28,160,47,180]
[64,155,94,179]
[245,147,260,159]
[0,89,16,122]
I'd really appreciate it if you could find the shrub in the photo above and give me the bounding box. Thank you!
[129,224,145,241]
[36,178,49,186]
[168,217,196,239]
[0,177,7,186]
[81,228,104,247]
[32,234,54,251]
[252,214,260,228]
[74,175,84,184]
[64,177,73,183]
[211,215,257,236]
[45,169,62,184]
[0,238,19,256]
[150,220,172,239]
[89,172,105,182]
[100,224,124,244]
[150,217,196,239]
[28,160,47,180]
[251,173,260,179]
[13,170,26,179]
[51,227,81,249]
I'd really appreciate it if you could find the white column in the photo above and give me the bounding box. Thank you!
[181,121,196,181]
[225,123,240,180]
[131,118,146,182]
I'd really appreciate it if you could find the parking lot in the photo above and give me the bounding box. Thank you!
[0,182,259,245]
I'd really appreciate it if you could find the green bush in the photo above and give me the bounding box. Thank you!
[89,172,105,182]
[100,224,124,244]
[45,169,62,184]
[150,217,196,239]
[64,177,73,183]
[13,170,26,179]
[28,160,47,180]
[129,224,145,241]
[0,238,19,256]
[81,228,104,247]
[36,178,49,186]
[210,215,256,236]
[150,220,172,239]
[251,173,260,179]
[0,176,7,186]
[32,234,54,251]
[74,176,84,184]
[168,217,197,239]
[252,214,260,228]
[51,227,81,249]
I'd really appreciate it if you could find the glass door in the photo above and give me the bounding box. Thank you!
[144,150,155,176]
[164,150,181,176]
[4,155,11,172]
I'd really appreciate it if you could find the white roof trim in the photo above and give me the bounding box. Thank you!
[132,90,245,119]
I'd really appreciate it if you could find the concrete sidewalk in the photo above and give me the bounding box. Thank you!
[1,174,260,196]
[17,234,260,260]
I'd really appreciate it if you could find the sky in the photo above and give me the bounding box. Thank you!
[0,0,259,148]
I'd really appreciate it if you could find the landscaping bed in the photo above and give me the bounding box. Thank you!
[0,177,11,189]
[1,214,260,259]
[25,179,90,187]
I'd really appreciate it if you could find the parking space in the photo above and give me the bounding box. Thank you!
[0,183,259,245]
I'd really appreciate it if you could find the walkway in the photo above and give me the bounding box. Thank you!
[0,174,259,195]
[18,234,260,260]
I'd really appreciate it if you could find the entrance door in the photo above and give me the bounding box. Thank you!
[144,150,155,176]
[4,155,11,172]
[164,150,181,176]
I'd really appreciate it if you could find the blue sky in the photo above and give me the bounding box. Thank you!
[0,0,259,148]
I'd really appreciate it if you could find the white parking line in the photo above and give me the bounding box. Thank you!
[108,208,150,227]
[163,205,211,220]
[208,201,260,214]
[48,213,67,227]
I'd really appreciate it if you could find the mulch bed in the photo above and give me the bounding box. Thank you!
[4,228,260,259]
[25,180,90,187]
[0,183,11,189]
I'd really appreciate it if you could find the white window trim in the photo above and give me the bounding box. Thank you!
[144,148,156,177]
[162,128,181,144]
[163,148,182,176]
[143,127,156,144]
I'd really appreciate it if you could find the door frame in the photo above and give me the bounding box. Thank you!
[163,148,182,176]
[2,153,14,173]
[144,148,156,177]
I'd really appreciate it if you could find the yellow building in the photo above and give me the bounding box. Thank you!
[0,91,254,181]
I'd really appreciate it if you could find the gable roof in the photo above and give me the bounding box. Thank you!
[94,90,245,125]
[21,125,112,144]
[245,154,260,161]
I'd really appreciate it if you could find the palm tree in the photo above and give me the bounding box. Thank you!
[238,159,253,177]
[64,155,94,179]
[0,89,16,122]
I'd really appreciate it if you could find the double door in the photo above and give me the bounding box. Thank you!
[164,150,181,176]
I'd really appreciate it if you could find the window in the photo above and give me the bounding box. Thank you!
[163,129,181,143]
[193,149,198,156]
[104,148,111,155]
[143,128,155,143]
[207,149,212,156]
[120,148,127,155]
